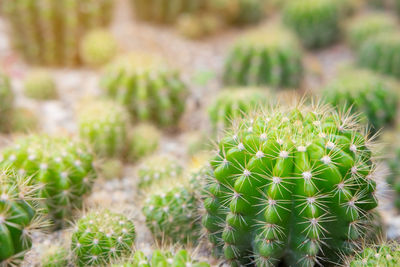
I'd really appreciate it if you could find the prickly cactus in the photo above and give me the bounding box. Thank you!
[224,27,303,88]
[24,70,58,100]
[346,243,400,267]
[41,244,69,267]
[202,103,379,266]
[128,123,160,162]
[0,72,14,133]
[100,53,187,128]
[80,29,118,67]
[71,209,136,267]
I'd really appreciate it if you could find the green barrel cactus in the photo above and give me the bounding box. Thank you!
[41,244,69,267]
[347,12,397,49]
[0,72,14,133]
[80,29,118,67]
[346,243,400,267]
[208,88,269,133]
[128,123,160,162]
[137,155,183,189]
[2,0,114,66]
[224,27,303,88]
[323,69,397,131]
[0,135,96,227]
[71,209,136,267]
[100,53,188,127]
[202,103,379,266]
[23,70,58,100]
[283,0,340,49]
[78,100,130,159]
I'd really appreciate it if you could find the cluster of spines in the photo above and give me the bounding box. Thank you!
[346,242,400,266]
[0,72,14,133]
[40,244,69,267]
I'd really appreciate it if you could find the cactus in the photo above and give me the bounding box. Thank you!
[80,29,118,67]
[24,70,58,100]
[208,88,269,133]
[128,123,160,162]
[137,155,183,189]
[176,13,225,40]
[0,135,96,227]
[347,12,397,49]
[100,53,187,128]
[283,0,340,49]
[346,243,400,267]
[0,72,14,133]
[99,159,124,180]
[78,100,130,159]
[0,170,42,266]
[323,69,397,131]
[41,244,69,267]
[223,27,303,88]
[10,107,39,133]
[202,103,379,266]
[71,209,136,267]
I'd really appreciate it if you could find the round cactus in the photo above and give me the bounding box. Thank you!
[24,70,58,100]
[208,88,269,133]
[137,155,183,189]
[224,27,303,88]
[2,0,114,66]
[283,0,340,49]
[80,29,118,67]
[41,244,69,267]
[0,135,97,227]
[78,100,130,159]
[202,103,379,266]
[100,53,187,128]
[71,209,136,267]
[346,243,400,267]
[0,72,14,133]
[323,69,398,131]
[128,123,160,162]
[347,12,397,49]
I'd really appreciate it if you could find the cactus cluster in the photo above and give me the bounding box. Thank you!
[2,0,114,66]
[71,209,136,267]
[202,103,379,266]
[0,72,14,132]
[283,0,340,48]
[224,27,303,88]
[40,245,69,267]
[100,53,187,128]
[24,70,58,100]
[323,69,398,131]
[128,123,160,162]
[0,135,96,226]
[346,243,400,266]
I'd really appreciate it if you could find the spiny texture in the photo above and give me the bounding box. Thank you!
[208,88,269,133]
[130,0,203,23]
[0,171,41,266]
[323,69,397,131]
[100,53,187,127]
[0,135,96,227]
[80,29,118,67]
[41,245,69,267]
[224,27,303,88]
[128,123,160,162]
[2,0,114,66]
[138,155,183,189]
[71,210,136,267]
[0,72,14,133]
[347,12,397,49]
[24,70,58,100]
[283,0,340,49]
[346,243,400,267]
[357,32,400,78]
[202,104,379,266]
[78,100,129,159]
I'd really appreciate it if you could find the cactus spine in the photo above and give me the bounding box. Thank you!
[0,72,14,133]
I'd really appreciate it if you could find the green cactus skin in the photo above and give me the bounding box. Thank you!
[41,245,69,267]
[202,104,379,266]
[100,53,188,128]
[347,12,397,49]
[357,32,400,78]
[112,249,210,267]
[71,209,136,267]
[80,29,118,67]
[78,100,130,159]
[208,88,269,133]
[0,171,41,266]
[323,69,397,132]
[128,123,160,162]
[0,135,96,227]
[137,155,184,189]
[223,27,303,88]
[0,72,14,133]
[283,0,340,49]
[130,0,203,23]
[2,0,114,66]
[24,70,58,100]
[346,243,400,267]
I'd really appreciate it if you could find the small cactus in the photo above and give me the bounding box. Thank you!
[80,29,118,67]
[202,103,379,266]
[128,123,160,162]
[23,70,58,100]
[71,209,136,267]
[223,27,303,88]
[0,135,97,227]
[283,0,340,48]
[346,243,400,267]
[0,72,14,133]
[78,100,130,159]
[100,53,187,128]
[41,244,69,267]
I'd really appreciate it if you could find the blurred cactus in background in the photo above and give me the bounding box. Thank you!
[0,72,14,133]
[24,70,58,100]
[10,107,39,133]
[1,0,114,66]
[41,244,69,267]
[224,27,303,88]
[176,13,225,40]
[128,123,160,162]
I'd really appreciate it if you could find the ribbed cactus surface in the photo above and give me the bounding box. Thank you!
[0,72,14,133]
[101,53,187,127]
[2,0,114,66]
[202,104,379,266]
[347,243,400,267]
